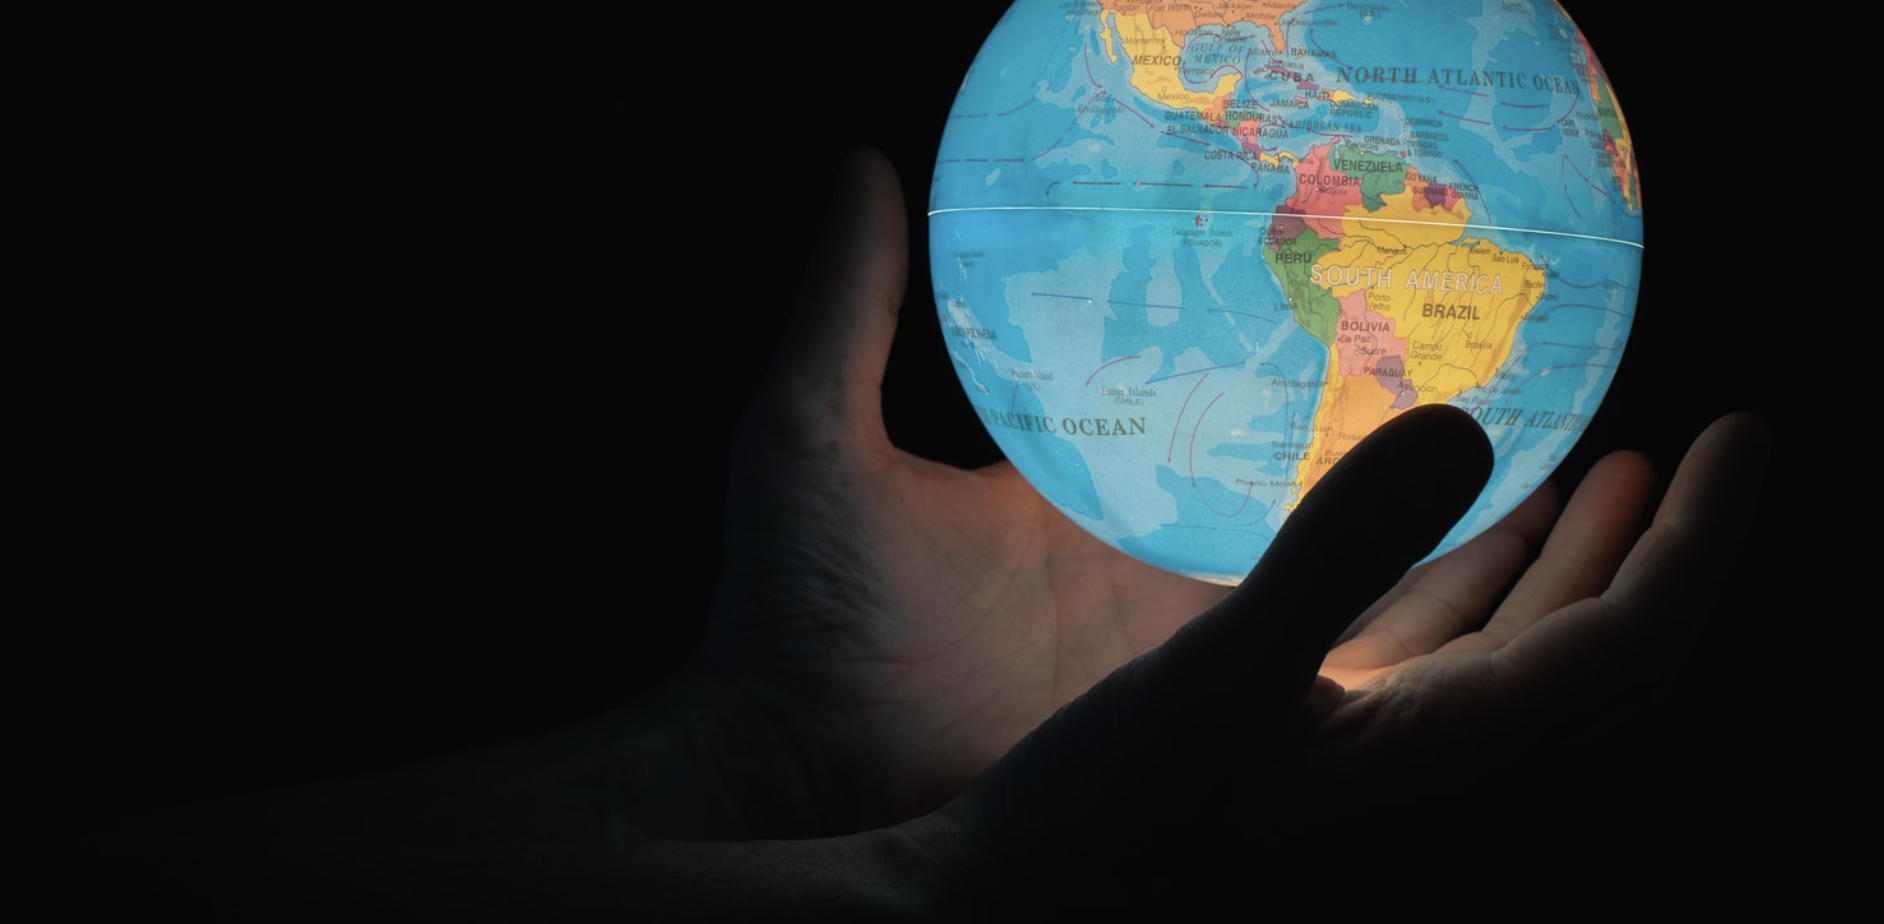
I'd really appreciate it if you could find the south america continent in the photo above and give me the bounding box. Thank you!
[1265,143,1546,505]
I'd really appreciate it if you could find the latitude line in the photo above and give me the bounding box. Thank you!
[927,205,1644,250]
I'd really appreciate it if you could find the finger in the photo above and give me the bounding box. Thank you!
[1443,448,1655,652]
[748,148,908,454]
[1169,405,1494,726]
[1605,412,1771,618]
[1207,404,1494,687]
[1489,414,1770,704]
[1321,482,1557,682]
[954,405,1492,854]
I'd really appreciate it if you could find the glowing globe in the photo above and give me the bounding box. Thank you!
[931,0,1642,583]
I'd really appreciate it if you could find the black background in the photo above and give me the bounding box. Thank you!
[53,0,1818,878]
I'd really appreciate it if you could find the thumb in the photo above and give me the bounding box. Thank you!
[1164,403,1494,728]
[945,405,1492,867]
[740,147,908,458]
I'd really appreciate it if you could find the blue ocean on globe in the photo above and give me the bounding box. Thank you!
[930,0,1644,583]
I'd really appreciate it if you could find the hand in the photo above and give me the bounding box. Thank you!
[1300,411,1768,794]
[667,147,1233,836]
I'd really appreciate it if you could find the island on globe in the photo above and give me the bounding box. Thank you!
[931,0,1643,583]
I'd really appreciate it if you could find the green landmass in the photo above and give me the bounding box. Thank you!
[1333,144,1407,210]
[1263,227,1342,345]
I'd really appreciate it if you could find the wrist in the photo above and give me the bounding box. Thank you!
[608,658,828,841]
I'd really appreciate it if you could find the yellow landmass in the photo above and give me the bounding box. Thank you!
[1387,241,1543,397]
[1605,128,1639,213]
[1290,235,1545,503]
[1109,13,1239,118]
[1257,151,1298,171]
[1289,345,1403,510]
[1104,1,1308,53]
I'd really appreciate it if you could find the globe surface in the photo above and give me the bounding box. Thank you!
[931,0,1643,583]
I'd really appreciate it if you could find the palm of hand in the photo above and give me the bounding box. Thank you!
[705,422,1228,832]
[1302,438,1730,788]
